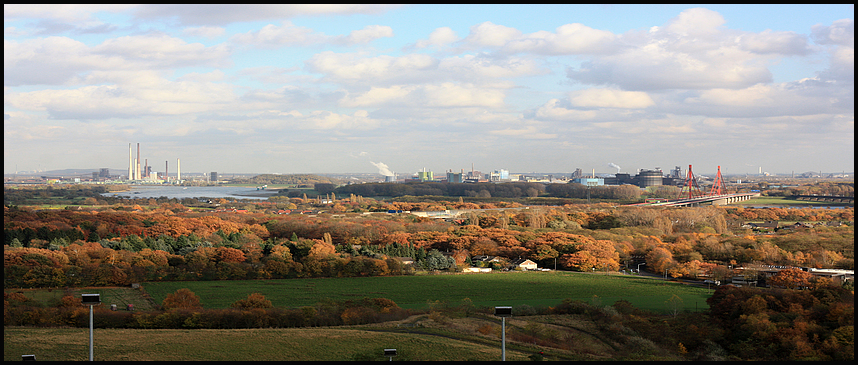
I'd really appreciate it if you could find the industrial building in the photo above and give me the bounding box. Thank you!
[593,166,685,188]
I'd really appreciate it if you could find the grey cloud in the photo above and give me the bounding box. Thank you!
[737,31,812,56]
[5,33,232,87]
[566,60,772,91]
[811,19,854,46]
[133,4,400,26]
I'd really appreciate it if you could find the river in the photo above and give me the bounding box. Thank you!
[100,185,279,200]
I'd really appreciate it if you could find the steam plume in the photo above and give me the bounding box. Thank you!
[608,163,621,173]
[371,161,394,176]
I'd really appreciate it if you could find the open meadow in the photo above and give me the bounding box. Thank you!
[140,271,711,313]
[3,324,543,361]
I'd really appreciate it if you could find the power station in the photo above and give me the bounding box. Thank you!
[125,143,183,184]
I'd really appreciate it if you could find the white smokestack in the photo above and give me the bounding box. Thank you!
[136,143,141,182]
[177,158,181,181]
[128,143,133,180]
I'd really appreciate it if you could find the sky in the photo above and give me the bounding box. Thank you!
[4,4,854,177]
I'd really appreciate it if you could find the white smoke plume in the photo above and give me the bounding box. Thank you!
[371,161,394,176]
[608,163,621,173]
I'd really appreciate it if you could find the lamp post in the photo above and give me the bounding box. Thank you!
[81,294,101,361]
[494,306,512,361]
[383,348,397,361]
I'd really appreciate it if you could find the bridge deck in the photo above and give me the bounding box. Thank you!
[627,192,761,207]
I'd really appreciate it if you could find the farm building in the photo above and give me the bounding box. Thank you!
[509,258,538,271]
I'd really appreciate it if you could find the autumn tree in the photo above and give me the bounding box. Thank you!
[162,288,202,310]
[231,293,273,309]
[768,268,813,289]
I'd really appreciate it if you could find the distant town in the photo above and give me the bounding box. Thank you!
[4,165,854,189]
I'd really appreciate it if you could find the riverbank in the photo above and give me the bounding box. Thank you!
[232,189,282,198]
[732,196,852,207]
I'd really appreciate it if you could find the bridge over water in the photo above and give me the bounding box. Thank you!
[626,192,761,207]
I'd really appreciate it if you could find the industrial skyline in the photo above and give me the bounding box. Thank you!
[4,5,854,176]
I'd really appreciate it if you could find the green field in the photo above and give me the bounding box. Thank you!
[736,196,852,206]
[5,287,158,311]
[142,271,711,313]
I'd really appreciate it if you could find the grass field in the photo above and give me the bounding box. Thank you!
[3,325,537,361]
[141,271,711,313]
[735,196,852,206]
[5,287,157,311]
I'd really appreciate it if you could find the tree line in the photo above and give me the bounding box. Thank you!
[4,202,852,289]
[333,181,644,201]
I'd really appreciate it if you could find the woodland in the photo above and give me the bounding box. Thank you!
[3,183,854,361]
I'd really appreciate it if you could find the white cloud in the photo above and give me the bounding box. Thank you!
[296,110,382,130]
[340,85,414,107]
[568,88,654,109]
[414,27,458,48]
[422,82,505,107]
[662,7,725,38]
[533,99,598,121]
[341,82,505,108]
[182,26,226,38]
[4,4,134,23]
[4,34,231,86]
[489,125,556,139]
[230,21,325,48]
[5,71,237,120]
[232,22,393,48]
[503,23,619,55]
[737,30,811,55]
[567,8,780,90]
[306,51,542,88]
[342,25,393,45]
[463,21,522,48]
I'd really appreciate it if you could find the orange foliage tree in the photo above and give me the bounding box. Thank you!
[768,268,813,289]
[161,288,203,310]
[231,293,273,309]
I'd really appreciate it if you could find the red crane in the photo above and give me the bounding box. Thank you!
[678,164,704,199]
[708,165,727,196]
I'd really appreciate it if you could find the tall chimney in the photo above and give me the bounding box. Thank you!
[144,159,148,179]
[165,161,168,182]
[136,143,141,182]
[128,143,133,180]
[177,159,181,181]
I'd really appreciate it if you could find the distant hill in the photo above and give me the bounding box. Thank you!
[232,174,345,186]
[7,168,124,177]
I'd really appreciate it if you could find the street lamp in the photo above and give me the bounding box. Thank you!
[81,294,101,361]
[383,349,397,361]
[494,306,512,361]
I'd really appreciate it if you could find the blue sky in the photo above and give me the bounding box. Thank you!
[4,4,854,177]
